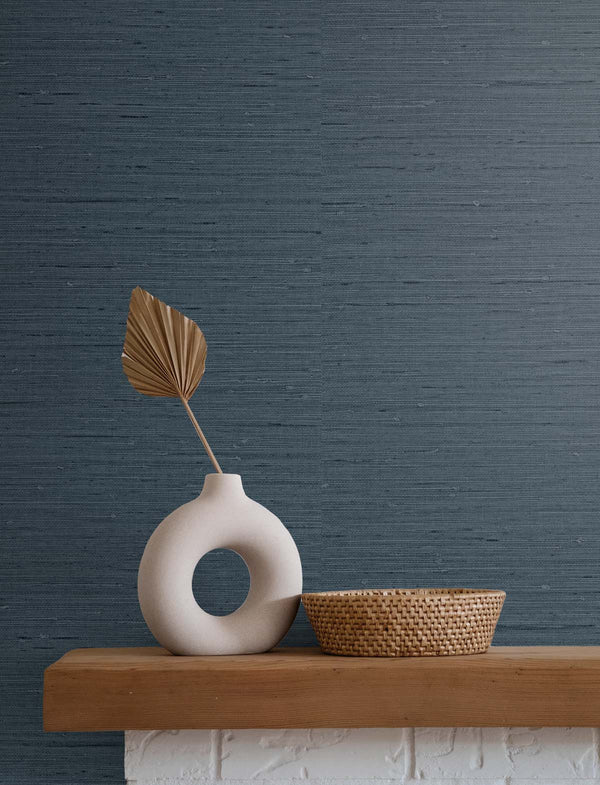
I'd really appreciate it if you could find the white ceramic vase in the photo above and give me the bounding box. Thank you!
[138,473,302,655]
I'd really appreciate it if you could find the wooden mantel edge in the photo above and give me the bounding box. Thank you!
[43,645,600,731]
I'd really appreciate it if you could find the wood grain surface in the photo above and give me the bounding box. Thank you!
[44,646,600,730]
[3,0,600,781]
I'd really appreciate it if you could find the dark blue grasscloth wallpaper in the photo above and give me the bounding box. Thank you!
[2,0,600,781]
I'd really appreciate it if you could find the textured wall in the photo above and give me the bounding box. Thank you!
[125,727,600,783]
[2,0,600,782]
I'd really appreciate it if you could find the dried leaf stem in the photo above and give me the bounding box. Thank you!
[180,396,223,474]
[122,287,224,472]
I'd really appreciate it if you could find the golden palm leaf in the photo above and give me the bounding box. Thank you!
[122,286,206,400]
[122,287,222,472]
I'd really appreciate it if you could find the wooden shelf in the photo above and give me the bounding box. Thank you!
[43,646,600,731]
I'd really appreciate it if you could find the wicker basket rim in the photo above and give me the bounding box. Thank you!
[302,588,505,600]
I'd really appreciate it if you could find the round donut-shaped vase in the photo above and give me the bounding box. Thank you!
[138,473,302,655]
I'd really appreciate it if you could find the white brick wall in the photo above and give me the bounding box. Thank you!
[125,727,600,784]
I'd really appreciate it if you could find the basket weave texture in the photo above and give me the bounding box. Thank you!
[302,588,505,657]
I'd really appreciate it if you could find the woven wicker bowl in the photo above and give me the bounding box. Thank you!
[302,588,505,657]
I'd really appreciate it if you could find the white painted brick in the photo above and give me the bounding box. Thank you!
[124,729,214,782]
[125,727,600,784]
[221,728,409,780]
[415,727,596,780]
